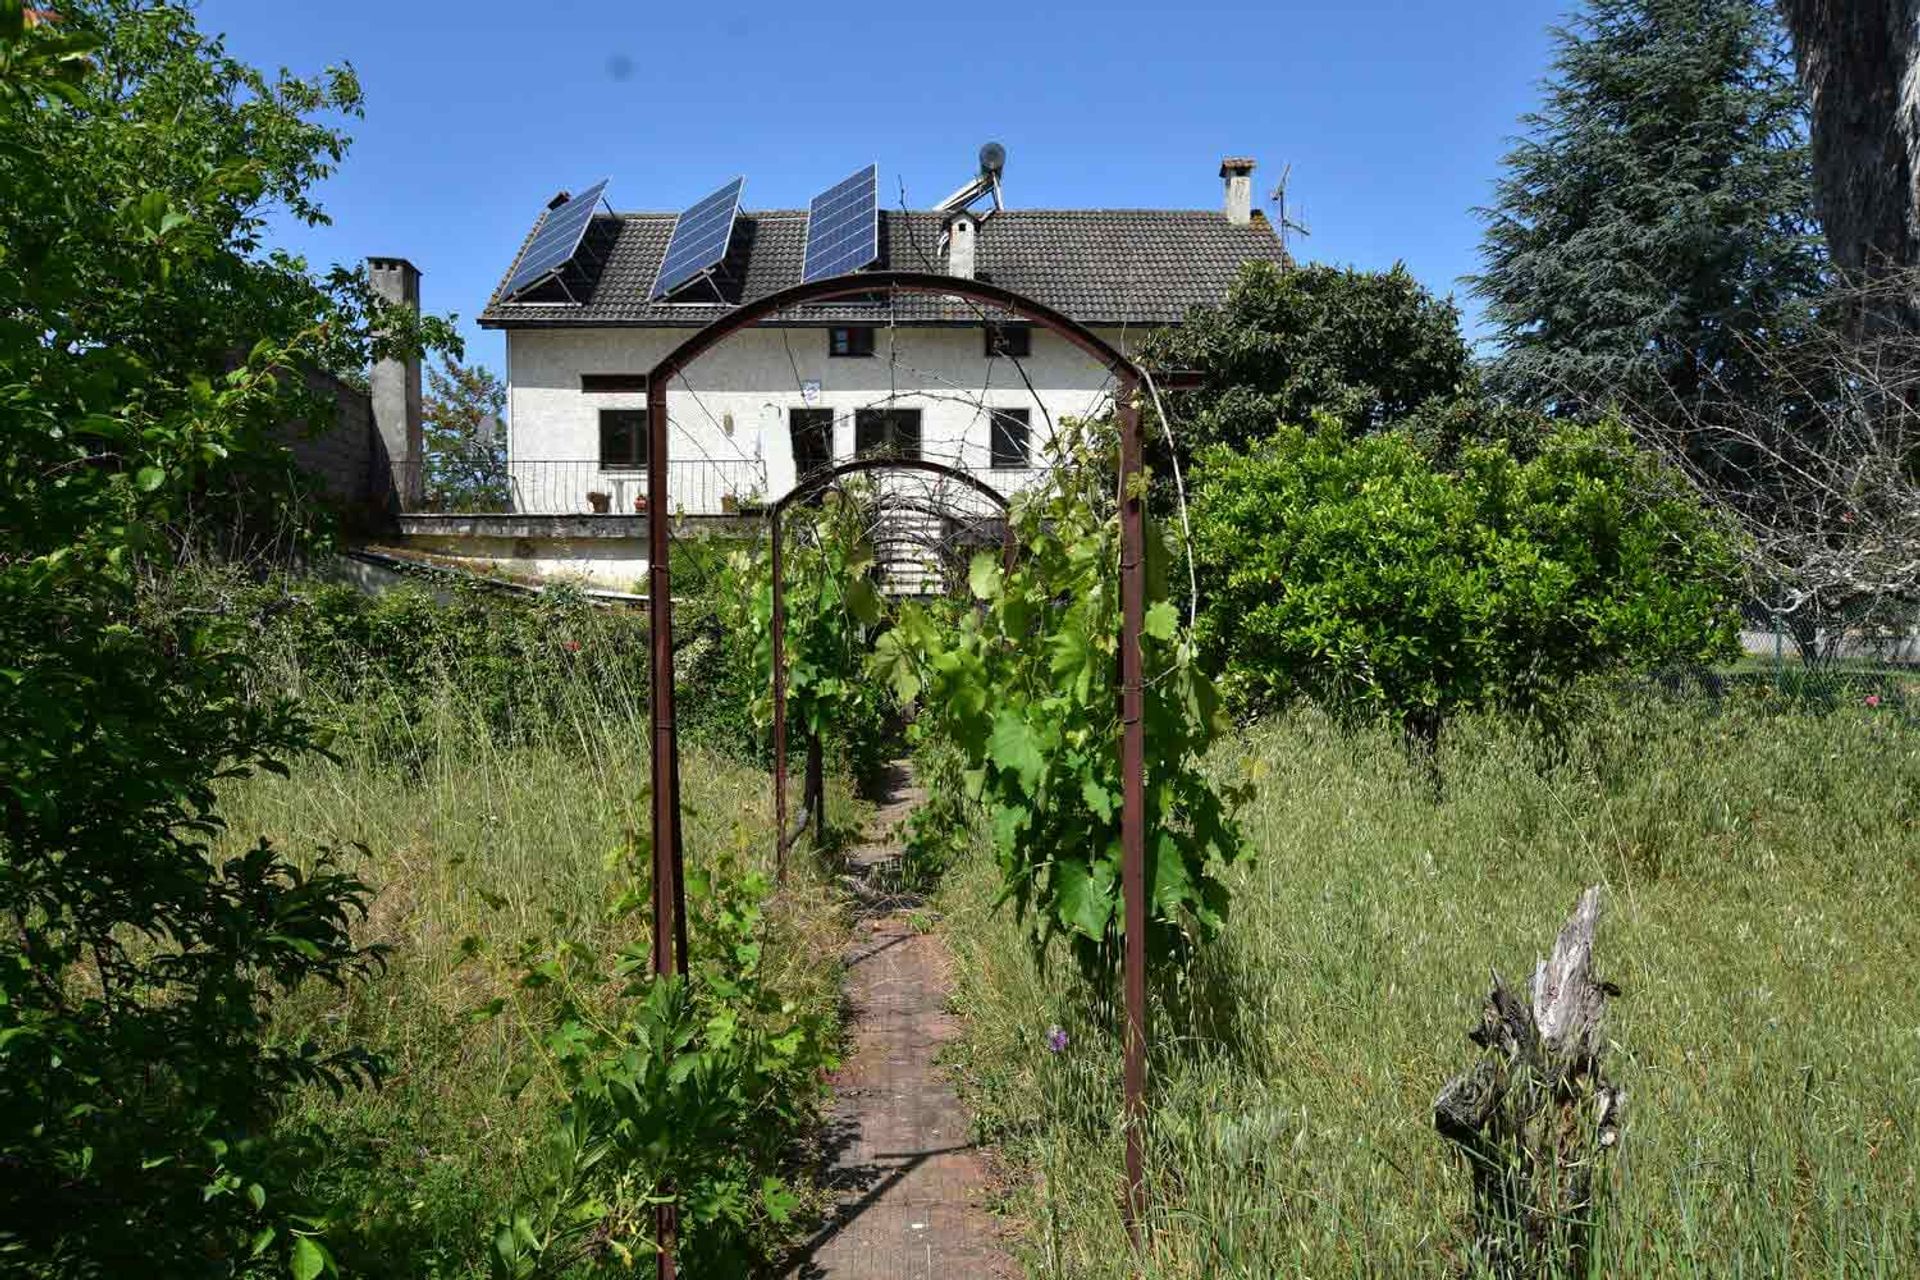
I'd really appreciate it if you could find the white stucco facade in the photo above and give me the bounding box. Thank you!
[503,322,1139,515]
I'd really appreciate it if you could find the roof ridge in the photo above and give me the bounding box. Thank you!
[604,207,1232,220]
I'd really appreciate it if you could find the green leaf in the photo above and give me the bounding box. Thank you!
[1080,774,1116,823]
[1052,855,1116,939]
[968,552,1003,601]
[135,465,166,492]
[987,711,1043,793]
[845,577,881,626]
[289,1236,328,1280]
[1143,600,1178,641]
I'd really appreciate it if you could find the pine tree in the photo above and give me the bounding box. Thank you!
[1474,0,1826,420]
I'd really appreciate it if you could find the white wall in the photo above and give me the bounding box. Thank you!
[505,323,1137,514]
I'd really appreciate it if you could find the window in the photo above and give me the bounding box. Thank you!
[598,409,648,469]
[790,408,834,477]
[985,322,1031,359]
[829,326,875,358]
[854,408,921,459]
[581,373,650,393]
[990,407,1031,469]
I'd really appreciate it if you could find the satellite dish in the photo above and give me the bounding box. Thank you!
[979,141,1006,177]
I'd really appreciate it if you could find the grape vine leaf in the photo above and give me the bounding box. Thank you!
[1052,854,1116,938]
[969,552,1003,602]
[987,711,1044,793]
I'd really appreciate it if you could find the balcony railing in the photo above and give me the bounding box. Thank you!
[395,457,768,516]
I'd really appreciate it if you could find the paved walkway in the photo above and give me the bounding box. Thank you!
[786,765,1017,1280]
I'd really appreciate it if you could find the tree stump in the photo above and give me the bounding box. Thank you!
[1434,886,1624,1278]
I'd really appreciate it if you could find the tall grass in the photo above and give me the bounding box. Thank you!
[940,691,1919,1277]
[206,579,852,1276]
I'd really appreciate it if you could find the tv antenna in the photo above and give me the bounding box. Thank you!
[1270,163,1311,252]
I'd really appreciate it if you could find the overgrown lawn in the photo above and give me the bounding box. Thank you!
[940,693,1918,1277]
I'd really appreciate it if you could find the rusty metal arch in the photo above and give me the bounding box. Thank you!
[639,272,1152,1269]
[767,456,1014,887]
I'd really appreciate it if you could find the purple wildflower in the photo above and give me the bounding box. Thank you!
[1045,1026,1068,1054]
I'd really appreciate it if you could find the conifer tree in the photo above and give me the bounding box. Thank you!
[1474,0,1826,424]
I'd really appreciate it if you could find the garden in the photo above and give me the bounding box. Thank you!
[4,1,1918,1278]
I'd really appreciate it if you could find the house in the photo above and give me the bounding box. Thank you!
[391,152,1285,588]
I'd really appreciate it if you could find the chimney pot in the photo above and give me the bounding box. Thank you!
[1220,156,1256,226]
[946,212,977,281]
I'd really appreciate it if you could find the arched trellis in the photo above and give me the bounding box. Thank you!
[768,457,1015,875]
[641,272,1152,1273]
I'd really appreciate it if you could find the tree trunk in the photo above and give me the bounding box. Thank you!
[1779,1,1920,279]
[1435,887,1624,1278]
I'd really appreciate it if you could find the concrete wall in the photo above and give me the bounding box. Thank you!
[505,323,1137,513]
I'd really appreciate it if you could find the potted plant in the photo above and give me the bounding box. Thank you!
[586,490,611,514]
[632,493,648,514]
[720,492,739,514]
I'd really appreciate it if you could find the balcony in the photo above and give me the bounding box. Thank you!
[393,457,769,517]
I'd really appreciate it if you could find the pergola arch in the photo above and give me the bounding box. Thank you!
[638,273,1154,1267]
[767,456,1015,872]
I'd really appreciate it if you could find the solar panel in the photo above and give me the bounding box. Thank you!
[801,164,879,284]
[502,178,610,299]
[651,176,745,299]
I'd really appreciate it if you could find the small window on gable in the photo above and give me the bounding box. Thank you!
[990,407,1031,469]
[829,326,875,358]
[581,374,650,393]
[985,322,1030,359]
[599,409,649,469]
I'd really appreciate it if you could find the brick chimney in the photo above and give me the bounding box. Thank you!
[367,256,423,509]
[945,211,978,279]
[1220,157,1256,226]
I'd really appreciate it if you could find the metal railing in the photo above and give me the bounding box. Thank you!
[394,458,768,516]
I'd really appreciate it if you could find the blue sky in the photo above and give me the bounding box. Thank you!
[194,0,1561,377]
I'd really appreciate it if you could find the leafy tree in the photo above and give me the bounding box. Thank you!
[0,3,450,1272]
[1474,0,1826,425]
[1190,420,1741,743]
[1139,260,1472,458]
[422,359,509,511]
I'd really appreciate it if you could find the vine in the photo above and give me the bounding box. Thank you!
[718,488,892,794]
[871,424,1250,977]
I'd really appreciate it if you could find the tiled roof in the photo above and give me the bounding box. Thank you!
[477,208,1286,329]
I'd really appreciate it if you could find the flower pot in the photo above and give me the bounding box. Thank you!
[721,494,739,514]
[632,494,648,514]
[586,491,611,514]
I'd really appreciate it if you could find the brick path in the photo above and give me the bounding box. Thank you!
[786,766,1018,1280]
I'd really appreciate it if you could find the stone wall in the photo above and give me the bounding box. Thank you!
[280,369,390,524]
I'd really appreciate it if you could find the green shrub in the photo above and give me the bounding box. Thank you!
[1192,420,1741,738]
[479,847,838,1277]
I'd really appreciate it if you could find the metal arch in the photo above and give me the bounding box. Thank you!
[768,457,1012,891]
[771,455,1012,518]
[643,269,1141,387]
[639,273,1151,1273]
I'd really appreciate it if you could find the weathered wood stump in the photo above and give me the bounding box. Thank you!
[1434,886,1624,1278]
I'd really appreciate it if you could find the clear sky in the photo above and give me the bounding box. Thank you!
[193,0,1561,377]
